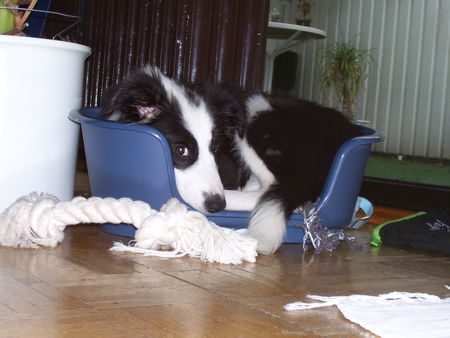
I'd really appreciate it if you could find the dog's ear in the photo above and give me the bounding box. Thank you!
[223,88,249,139]
[198,81,249,138]
[102,69,166,123]
[134,105,161,121]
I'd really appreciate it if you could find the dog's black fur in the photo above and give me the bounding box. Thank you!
[245,94,360,217]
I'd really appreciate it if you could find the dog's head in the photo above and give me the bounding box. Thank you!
[102,66,245,213]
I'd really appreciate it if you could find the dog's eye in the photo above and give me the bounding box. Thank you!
[175,145,189,157]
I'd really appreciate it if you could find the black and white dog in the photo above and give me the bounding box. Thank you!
[102,66,361,254]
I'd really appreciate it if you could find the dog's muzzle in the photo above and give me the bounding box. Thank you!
[203,193,226,213]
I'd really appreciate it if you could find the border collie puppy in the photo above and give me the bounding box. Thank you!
[102,66,361,254]
[102,66,246,213]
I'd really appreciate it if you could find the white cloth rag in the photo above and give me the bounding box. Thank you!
[285,289,450,338]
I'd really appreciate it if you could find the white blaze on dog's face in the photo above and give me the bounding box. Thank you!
[159,76,226,213]
[102,66,227,213]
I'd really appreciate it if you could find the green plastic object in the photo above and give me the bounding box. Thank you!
[371,211,427,247]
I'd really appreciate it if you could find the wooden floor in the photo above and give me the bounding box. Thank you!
[0,206,449,337]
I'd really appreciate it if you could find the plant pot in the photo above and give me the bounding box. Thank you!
[0,35,91,210]
[295,19,311,26]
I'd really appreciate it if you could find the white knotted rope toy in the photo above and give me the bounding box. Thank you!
[0,192,258,264]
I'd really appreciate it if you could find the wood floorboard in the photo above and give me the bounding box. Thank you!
[1,207,449,337]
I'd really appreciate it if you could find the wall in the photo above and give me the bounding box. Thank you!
[45,0,270,107]
[291,0,450,160]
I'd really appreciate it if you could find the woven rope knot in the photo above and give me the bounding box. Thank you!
[0,193,258,264]
[0,192,60,248]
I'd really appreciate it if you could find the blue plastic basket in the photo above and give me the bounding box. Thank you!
[70,108,382,243]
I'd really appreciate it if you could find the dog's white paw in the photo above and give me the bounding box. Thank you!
[224,190,261,211]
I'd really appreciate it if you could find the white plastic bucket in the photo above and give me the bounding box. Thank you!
[0,36,91,211]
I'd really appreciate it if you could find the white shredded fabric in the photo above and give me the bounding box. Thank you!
[297,202,361,252]
[0,192,258,264]
[285,290,450,338]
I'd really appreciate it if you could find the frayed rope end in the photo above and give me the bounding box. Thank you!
[0,192,64,248]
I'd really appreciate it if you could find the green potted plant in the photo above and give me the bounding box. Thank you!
[0,0,36,35]
[319,40,372,121]
[296,0,312,26]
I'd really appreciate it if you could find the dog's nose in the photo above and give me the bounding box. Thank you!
[204,193,226,213]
